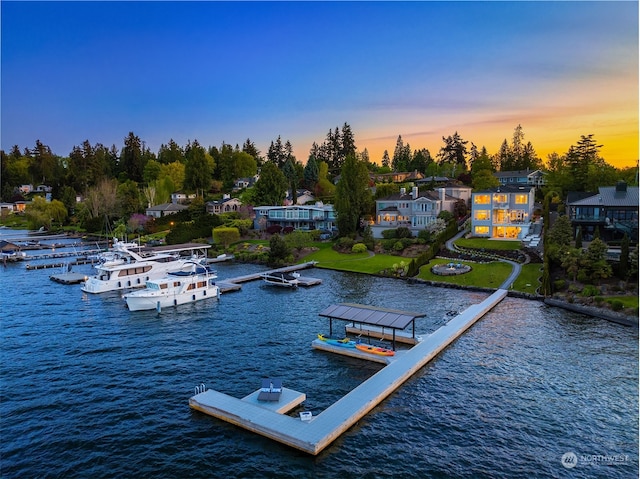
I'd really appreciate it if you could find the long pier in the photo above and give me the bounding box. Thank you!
[189,289,508,455]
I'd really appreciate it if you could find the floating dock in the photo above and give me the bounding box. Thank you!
[214,262,320,293]
[189,289,508,455]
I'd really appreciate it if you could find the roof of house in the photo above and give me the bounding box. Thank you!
[377,190,445,202]
[494,169,546,178]
[207,197,241,206]
[146,203,188,212]
[569,184,639,208]
[473,185,535,194]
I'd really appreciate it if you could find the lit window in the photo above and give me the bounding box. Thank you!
[474,210,490,221]
[515,194,528,204]
[474,195,490,204]
[474,226,489,235]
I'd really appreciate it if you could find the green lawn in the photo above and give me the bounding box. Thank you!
[454,238,522,251]
[416,259,513,289]
[512,263,543,294]
[303,243,403,274]
[603,295,639,310]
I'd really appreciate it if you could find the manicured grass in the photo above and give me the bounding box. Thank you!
[512,263,542,295]
[416,259,513,289]
[303,244,403,274]
[454,238,522,251]
[602,295,639,309]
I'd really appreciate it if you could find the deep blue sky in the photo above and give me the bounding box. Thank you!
[2,1,638,167]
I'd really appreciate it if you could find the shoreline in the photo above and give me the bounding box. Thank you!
[407,276,639,328]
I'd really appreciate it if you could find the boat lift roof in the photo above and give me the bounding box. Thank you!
[318,303,426,350]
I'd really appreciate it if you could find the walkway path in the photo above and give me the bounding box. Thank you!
[446,228,522,290]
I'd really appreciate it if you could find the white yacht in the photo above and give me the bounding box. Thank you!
[81,241,207,294]
[123,262,219,311]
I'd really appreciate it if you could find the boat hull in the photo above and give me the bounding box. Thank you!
[124,285,219,311]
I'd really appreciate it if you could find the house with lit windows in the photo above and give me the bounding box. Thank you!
[470,185,535,239]
[371,185,472,239]
[566,182,638,242]
[253,202,336,233]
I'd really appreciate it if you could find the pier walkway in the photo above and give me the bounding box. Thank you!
[190,289,507,455]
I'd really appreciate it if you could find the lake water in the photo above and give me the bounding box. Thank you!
[1,231,638,478]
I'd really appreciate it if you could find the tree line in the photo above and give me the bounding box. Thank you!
[1,123,636,237]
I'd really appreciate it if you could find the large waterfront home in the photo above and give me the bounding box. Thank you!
[493,169,547,188]
[253,202,336,233]
[371,185,472,239]
[470,185,536,239]
[566,182,638,242]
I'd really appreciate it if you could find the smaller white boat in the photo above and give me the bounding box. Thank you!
[260,271,300,288]
[123,261,220,311]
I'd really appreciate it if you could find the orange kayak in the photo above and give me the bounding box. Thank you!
[355,343,395,356]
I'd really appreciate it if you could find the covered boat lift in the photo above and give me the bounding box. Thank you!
[318,303,426,351]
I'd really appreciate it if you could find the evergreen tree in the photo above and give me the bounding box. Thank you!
[242,138,263,166]
[184,139,214,196]
[437,132,468,174]
[253,161,288,206]
[121,132,144,183]
[619,233,630,280]
[303,154,319,188]
[334,154,372,237]
[157,139,184,165]
[283,158,297,204]
[575,226,583,249]
[381,150,390,169]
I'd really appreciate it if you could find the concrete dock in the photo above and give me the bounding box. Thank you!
[189,289,508,455]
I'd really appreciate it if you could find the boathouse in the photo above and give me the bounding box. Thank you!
[318,303,426,350]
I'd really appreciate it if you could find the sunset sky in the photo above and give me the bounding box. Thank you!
[2,1,638,169]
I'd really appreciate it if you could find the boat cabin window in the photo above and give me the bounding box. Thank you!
[118,265,152,277]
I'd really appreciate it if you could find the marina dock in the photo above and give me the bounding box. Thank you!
[215,262,321,293]
[189,289,508,455]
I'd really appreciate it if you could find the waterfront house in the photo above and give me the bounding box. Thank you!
[253,202,336,233]
[170,191,197,204]
[371,185,472,239]
[284,190,315,206]
[470,185,536,239]
[494,169,547,188]
[145,202,188,218]
[233,175,259,191]
[206,195,242,215]
[566,182,638,242]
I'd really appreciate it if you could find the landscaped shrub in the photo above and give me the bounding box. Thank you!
[396,227,412,239]
[553,279,566,291]
[352,243,367,253]
[380,239,396,252]
[609,299,624,311]
[381,229,397,239]
[576,270,591,284]
[581,285,600,297]
[418,229,431,242]
[594,296,604,305]
[266,225,282,235]
[568,284,581,294]
[334,237,356,251]
[393,241,405,251]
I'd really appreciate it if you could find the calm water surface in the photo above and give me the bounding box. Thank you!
[1,232,637,478]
